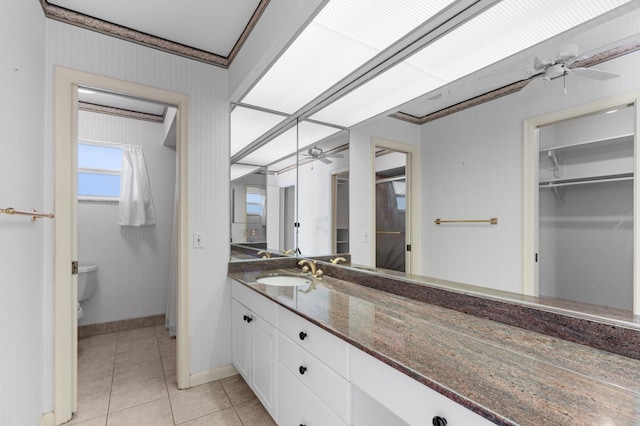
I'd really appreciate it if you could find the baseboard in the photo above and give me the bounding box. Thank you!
[189,364,238,388]
[39,412,55,426]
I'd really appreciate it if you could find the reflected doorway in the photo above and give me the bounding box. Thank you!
[281,185,295,252]
[375,149,408,272]
[332,171,350,253]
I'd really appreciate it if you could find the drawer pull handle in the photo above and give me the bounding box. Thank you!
[243,315,253,323]
[432,416,447,426]
[299,331,307,340]
[299,365,307,375]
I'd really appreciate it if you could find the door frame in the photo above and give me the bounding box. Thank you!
[522,89,640,314]
[370,138,420,274]
[53,67,191,423]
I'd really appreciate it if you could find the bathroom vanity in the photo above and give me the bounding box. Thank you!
[228,260,640,425]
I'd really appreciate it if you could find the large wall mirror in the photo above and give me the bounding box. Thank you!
[229,3,640,328]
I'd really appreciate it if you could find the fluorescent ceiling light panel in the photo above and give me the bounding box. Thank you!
[231,164,262,181]
[311,0,631,127]
[241,0,456,114]
[241,121,341,166]
[230,106,287,156]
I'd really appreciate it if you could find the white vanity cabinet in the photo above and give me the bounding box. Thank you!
[277,306,351,425]
[231,279,495,426]
[351,347,494,426]
[231,281,278,421]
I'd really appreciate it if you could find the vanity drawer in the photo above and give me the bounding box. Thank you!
[279,332,350,423]
[278,362,348,426]
[351,347,494,426]
[231,279,277,326]
[278,305,350,379]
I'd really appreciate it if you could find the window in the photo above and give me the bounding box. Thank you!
[78,141,123,200]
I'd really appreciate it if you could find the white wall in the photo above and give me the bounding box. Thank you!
[0,1,47,424]
[297,152,349,255]
[45,19,231,380]
[77,111,176,325]
[349,117,421,266]
[420,49,640,293]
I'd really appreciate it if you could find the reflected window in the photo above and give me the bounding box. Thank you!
[392,180,406,211]
[246,187,266,222]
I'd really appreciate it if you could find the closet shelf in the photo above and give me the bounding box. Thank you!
[539,133,633,154]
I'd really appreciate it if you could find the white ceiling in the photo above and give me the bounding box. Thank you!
[47,0,262,57]
[44,0,640,167]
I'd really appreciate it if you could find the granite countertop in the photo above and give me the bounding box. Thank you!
[229,268,640,426]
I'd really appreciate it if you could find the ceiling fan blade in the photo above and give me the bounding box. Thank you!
[318,157,332,165]
[323,153,344,159]
[571,67,620,81]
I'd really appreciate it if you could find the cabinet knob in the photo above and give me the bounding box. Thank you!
[298,365,307,375]
[299,331,307,340]
[432,416,447,426]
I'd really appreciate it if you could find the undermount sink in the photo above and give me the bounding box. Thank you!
[256,275,312,287]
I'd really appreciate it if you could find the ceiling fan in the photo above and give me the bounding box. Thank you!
[300,146,344,164]
[523,44,620,92]
[484,44,620,93]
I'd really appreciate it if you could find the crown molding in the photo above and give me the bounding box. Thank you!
[392,38,640,125]
[40,0,270,68]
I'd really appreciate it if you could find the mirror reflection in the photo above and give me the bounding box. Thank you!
[229,5,640,326]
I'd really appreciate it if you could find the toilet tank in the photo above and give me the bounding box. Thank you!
[78,265,98,302]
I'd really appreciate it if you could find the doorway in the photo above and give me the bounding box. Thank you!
[54,67,190,424]
[523,90,640,315]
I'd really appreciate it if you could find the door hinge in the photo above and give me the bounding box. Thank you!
[71,261,78,275]
[406,244,411,252]
[535,253,538,263]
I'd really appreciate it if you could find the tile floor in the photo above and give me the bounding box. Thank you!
[66,325,276,425]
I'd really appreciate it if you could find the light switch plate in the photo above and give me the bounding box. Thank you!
[193,232,205,248]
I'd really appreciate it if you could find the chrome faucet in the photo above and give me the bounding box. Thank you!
[298,259,323,279]
[330,257,347,265]
[257,250,272,259]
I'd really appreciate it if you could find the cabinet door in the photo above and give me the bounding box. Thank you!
[231,299,252,383]
[251,314,278,420]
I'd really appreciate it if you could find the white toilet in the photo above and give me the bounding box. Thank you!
[77,265,98,320]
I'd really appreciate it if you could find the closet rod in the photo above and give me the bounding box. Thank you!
[1,207,55,222]
[540,176,633,189]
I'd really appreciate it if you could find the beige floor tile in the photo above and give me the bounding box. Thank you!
[68,390,110,424]
[220,375,256,405]
[77,368,113,397]
[79,333,118,351]
[117,333,158,354]
[162,356,176,375]
[158,339,176,359]
[177,407,243,426]
[66,415,107,426]
[78,350,116,373]
[234,399,276,426]
[117,327,157,348]
[112,358,163,386]
[106,398,174,426]
[169,381,232,425]
[165,371,180,395]
[114,342,160,368]
[109,375,168,413]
